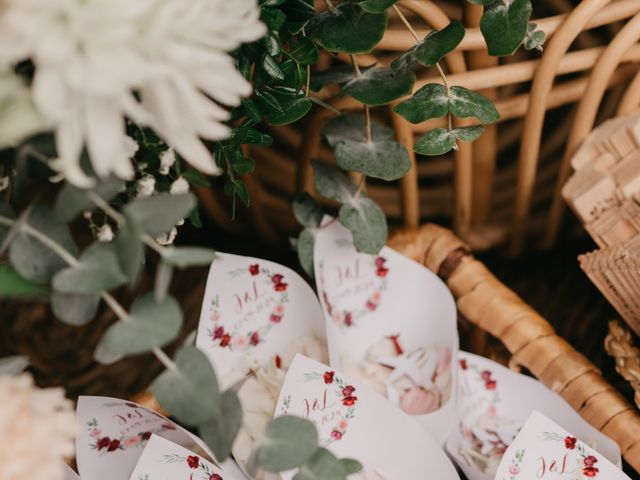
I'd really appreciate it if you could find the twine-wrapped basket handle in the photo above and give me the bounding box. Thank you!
[388,224,640,473]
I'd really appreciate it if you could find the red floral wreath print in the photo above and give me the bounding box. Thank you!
[207,263,289,351]
[318,256,389,328]
[541,431,601,478]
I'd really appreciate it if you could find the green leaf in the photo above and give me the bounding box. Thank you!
[359,0,398,14]
[282,0,315,23]
[52,242,128,295]
[231,157,256,175]
[181,169,211,188]
[287,36,319,65]
[312,160,357,203]
[161,247,216,268]
[393,83,449,124]
[0,201,15,247]
[114,214,144,285]
[258,416,318,472]
[449,86,500,124]
[335,139,410,181]
[340,459,363,475]
[307,3,387,54]
[0,265,48,299]
[241,98,262,122]
[51,292,100,326]
[296,228,315,276]
[9,205,78,284]
[343,68,415,106]
[154,261,173,303]
[98,293,183,355]
[244,129,273,146]
[339,197,387,254]
[198,389,243,461]
[391,21,464,72]
[294,448,346,480]
[125,193,196,237]
[524,22,545,51]
[54,177,124,223]
[0,355,29,376]
[414,125,484,155]
[323,113,394,148]
[293,193,324,228]
[266,96,312,126]
[151,345,220,426]
[480,0,532,56]
[262,54,286,81]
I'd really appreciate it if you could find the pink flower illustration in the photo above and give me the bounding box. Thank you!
[365,300,377,311]
[273,304,284,316]
[487,405,497,418]
[344,313,353,327]
[250,332,260,346]
[220,334,231,347]
[210,311,220,322]
[371,291,381,302]
[212,326,224,340]
[123,436,140,448]
[331,430,343,440]
[270,314,282,324]
[509,465,520,475]
[323,371,335,384]
[459,359,468,370]
[89,428,101,438]
[342,385,355,397]
[210,475,222,480]
[583,455,598,467]
[249,264,260,275]
[338,420,348,431]
[233,335,249,349]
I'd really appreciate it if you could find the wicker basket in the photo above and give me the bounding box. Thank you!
[199,0,640,254]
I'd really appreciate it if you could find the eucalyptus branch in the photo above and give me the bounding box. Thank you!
[0,213,178,371]
[350,54,372,145]
[88,192,165,256]
[393,4,453,132]
[322,0,336,13]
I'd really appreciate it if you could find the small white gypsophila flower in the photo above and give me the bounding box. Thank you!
[136,176,156,197]
[156,226,177,246]
[176,218,185,226]
[0,177,9,192]
[159,149,176,175]
[96,224,114,242]
[124,136,139,158]
[0,0,266,187]
[170,177,189,195]
[0,373,77,480]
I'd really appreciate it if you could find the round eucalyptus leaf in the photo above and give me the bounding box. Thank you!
[414,128,456,156]
[449,86,500,124]
[125,193,196,238]
[198,389,243,461]
[323,114,393,148]
[114,213,144,285]
[293,193,324,228]
[393,83,448,124]
[9,205,78,284]
[454,125,485,142]
[480,0,532,56]
[340,458,363,475]
[335,139,410,181]
[51,292,100,326]
[54,177,124,223]
[258,416,318,472]
[310,65,358,91]
[413,21,464,67]
[99,292,183,356]
[294,448,346,480]
[307,3,387,54]
[339,197,387,254]
[52,242,128,295]
[0,265,48,299]
[524,23,545,51]
[150,344,220,426]
[296,228,315,277]
[312,161,357,203]
[162,247,216,269]
[343,68,415,106]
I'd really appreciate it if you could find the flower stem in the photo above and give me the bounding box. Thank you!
[393,5,420,43]
[0,213,178,371]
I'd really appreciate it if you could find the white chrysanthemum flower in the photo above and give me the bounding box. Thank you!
[159,148,176,175]
[0,373,77,480]
[0,0,265,187]
[170,177,189,195]
[0,70,46,148]
[136,176,156,197]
